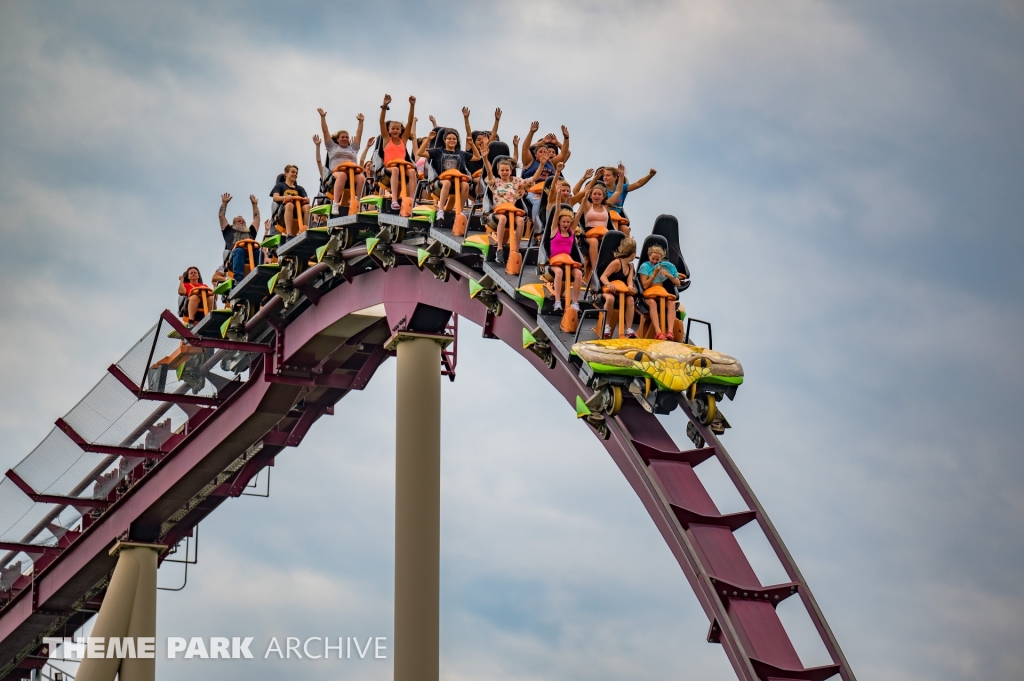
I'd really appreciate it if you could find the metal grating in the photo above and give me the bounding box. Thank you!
[0,314,260,578]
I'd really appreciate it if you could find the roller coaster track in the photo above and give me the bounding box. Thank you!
[0,221,856,681]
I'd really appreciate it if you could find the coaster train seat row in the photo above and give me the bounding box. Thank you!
[172,97,743,449]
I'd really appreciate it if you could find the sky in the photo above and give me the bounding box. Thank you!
[1,0,1023,679]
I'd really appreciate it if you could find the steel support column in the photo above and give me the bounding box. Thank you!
[76,542,164,681]
[393,336,443,681]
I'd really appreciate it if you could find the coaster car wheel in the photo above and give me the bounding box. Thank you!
[432,264,450,282]
[600,384,623,417]
[692,393,716,425]
[334,226,355,250]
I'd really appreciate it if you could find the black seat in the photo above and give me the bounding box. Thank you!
[650,214,690,292]
[590,229,627,293]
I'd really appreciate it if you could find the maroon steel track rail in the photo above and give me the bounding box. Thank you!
[0,246,855,681]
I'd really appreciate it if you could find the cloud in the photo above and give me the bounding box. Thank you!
[1,1,1023,680]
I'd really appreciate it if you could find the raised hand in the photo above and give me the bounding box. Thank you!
[356,113,364,122]
[313,134,321,145]
[317,108,327,117]
[561,125,569,137]
[649,168,657,176]
[583,168,594,179]
[529,120,539,133]
[249,194,258,204]
[221,193,231,203]
[409,95,416,105]
[462,106,470,118]
[366,136,376,145]
[617,162,626,173]
[556,162,565,171]
[382,94,392,107]
[428,129,437,140]
[512,134,520,146]
[494,107,502,120]
[429,115,437,127]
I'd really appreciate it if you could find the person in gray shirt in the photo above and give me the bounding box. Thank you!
[317,108,364,215]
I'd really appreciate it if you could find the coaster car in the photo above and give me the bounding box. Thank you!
[571,337,742,428]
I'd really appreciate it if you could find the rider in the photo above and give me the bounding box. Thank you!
[521,122,570,175]
[378,94,417,211]
[462,107,501,185]
[579,181,614,272]
[480,147,535,265]
[638,245,684,340]
[550,208,583,312]
[317,108,365,215]
[177,266,207,325]
[600,237,638,339]
[602,164,657,216]
[521,123,570,227]
[416,128,472,216]
[270,165,309,238]
[218,193,261,264]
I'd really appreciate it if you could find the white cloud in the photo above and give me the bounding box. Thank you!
[1,1,1023,680]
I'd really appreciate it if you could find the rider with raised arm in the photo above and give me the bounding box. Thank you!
[219,192,261,264]
[379,94,417,211]
[602,163,657,216]
[544,165,576,232]
[569,168,595,206]
[463,107,501,182]
[313,134,325,182]
[270,165,309,239]
[359,136,376,175]
[481,145,534,265]
[318,108,365,216]
[521,122,570,177]
[521,123,570,225]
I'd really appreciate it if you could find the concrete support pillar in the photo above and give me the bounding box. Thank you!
[77,542,164,681]
[393,336,442,681]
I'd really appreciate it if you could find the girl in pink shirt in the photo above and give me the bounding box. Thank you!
[548,208,583,312]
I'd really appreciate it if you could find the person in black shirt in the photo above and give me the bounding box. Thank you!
[270,165,309,238]
[219,193,263,280]
[219,193,260,255]
[416,129,472,214]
